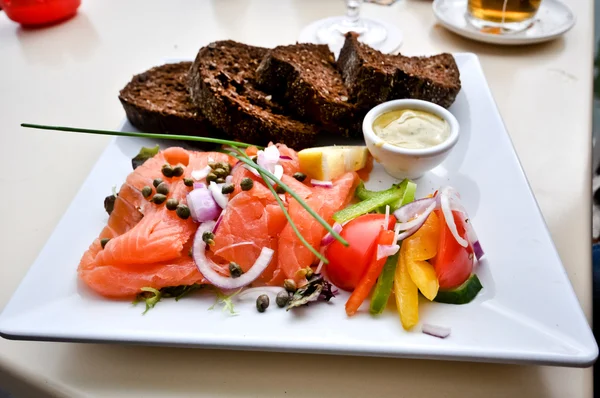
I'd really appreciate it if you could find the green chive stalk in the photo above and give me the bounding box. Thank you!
[20,123,348,249]
[20,123,260,149]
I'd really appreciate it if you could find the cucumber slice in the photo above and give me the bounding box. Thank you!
[433,274,482,305]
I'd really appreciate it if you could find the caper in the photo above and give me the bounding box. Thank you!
[275,185,286,194]
[296,268,308,279]
[153,178,163,188]
[161,164,174,177]
[172,164,185,177]
[216,177,225,184]
[208,161,219,169]
[176,204,190,219]
[305,267,314,279]
[284,279,297,293]
[141,186,152,198]
[100,238,110,249]
[202,231,215,244]
[156,182,170,195]
[166,198,179,210]
[219,162,232,173]
[293,172,307,182]
[276,291,290,308]
[183,178,194,187]
[221,184,235,195]
[213,167,228,178]
[206,172,218,183]
[151,193,167,204]
[256,294,269,313]
[229,262,243,278]
[240,178,254,191]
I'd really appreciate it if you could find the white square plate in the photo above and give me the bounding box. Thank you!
[0,54,597,367]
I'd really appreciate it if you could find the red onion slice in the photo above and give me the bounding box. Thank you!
[191,165,212,181]
[279,155,293,160]
[376,244,400,260]
[439,187,468,248]
[193,221,274,290]
[422,323,451,339]
[311,179,333,188]
[225,175,233,184]
[394,201,437,232]
[394,197,437,223]
[473,240,484,260]
[257,145,280,170]
[193,182,206,190]
[273,164,284,181]
[208,181,229,209]
[315,247,327,274]
[395,223,421,242]
[320,223,343,247]
[187,187,220,222]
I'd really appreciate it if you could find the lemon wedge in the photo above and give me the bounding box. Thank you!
[298,146,368,181]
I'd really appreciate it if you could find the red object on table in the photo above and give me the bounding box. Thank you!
[0,0,81,26]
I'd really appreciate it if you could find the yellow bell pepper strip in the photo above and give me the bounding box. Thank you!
[394,211,442,329]
[394,245,419,329]
[369,251,399,315]
[345,229,396,316]
[403,212,441,300]
[368,183,418,315]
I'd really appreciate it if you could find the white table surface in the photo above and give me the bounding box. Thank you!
[0,0,594,397]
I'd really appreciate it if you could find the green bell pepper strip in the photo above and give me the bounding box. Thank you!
[369,252,400,314]
[396,179,417,211]
[355,181,400,201]
[334,179,417,224]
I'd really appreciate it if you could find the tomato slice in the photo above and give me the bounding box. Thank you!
[432,210,473,289]
[325,214,396,291]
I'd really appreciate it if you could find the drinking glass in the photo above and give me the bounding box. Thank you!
[299,0,402,54]
[466,0,542,32]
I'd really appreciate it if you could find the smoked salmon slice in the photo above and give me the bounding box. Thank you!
[79,144,359,299]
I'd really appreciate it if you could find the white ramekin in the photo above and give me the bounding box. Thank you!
[362,99,460,180]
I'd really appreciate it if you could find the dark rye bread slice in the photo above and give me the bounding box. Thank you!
[188,41,320,149]
[337,33,397,111]
[119,62,220,140]
[391,53,461,108]
[337,33,461,109]
[256,43,362,138]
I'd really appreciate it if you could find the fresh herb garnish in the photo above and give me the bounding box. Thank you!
[286,274,336,311]
[133,284,205,314]
[134,287,162,315]
[131,145,160,170]
[208,289,243,315]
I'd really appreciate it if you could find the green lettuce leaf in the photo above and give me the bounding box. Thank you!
[131,145,160,170]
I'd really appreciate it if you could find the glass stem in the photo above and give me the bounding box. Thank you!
[344,0,363,26]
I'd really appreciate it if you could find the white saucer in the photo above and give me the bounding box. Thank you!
[298,17,402,57]
[432,0,576,45]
